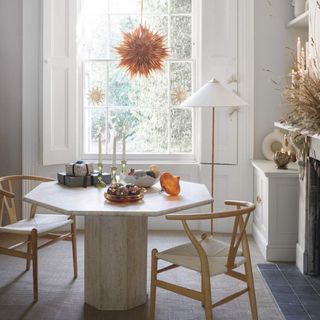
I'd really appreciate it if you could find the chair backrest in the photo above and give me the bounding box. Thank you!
[224,201,255,269]
[0,175,54,225]
[167,200,255,274]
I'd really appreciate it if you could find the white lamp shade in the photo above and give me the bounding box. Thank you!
[181,79,248,108]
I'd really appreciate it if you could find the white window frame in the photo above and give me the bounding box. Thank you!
[78,0,201,163]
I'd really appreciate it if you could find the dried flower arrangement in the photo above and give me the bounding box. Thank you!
[282,38,320,134]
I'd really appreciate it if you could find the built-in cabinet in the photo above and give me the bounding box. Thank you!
[252,160,299,261]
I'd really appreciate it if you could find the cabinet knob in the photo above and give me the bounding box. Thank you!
[256,196,262,204]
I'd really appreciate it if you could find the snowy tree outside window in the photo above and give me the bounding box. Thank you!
[80,0,194,156]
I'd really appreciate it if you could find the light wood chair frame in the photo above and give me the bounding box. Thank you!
[0,175,78,301]
[150,200,258,320]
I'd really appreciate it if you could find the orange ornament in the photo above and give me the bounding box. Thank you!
[115,24,169,78]
[160,172,180,196]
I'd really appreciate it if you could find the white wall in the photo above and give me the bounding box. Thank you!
[253,0,304,159]
[0,0,22,221]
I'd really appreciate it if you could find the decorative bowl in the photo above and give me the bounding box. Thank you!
[122,175,158,188]
[105,192,144,203]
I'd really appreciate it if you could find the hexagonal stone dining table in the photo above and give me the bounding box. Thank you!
[24,180,212,311]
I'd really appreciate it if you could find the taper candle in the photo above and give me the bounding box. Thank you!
[122,127,126,161]
[112,135,117,167]
[291,69,295,85]
[297,37,301,68]
[301,47,305,70]
[306,42,310,70]
[98,133,102,164]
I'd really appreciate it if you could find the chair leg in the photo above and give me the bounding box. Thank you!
[245,260,258,320]
[70,217,78,278]
[26,235,31,271]
[202,272,213,320]
[31,229,38,302]
[150,249,158,320]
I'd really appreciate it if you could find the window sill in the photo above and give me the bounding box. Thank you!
[80,158,200,166]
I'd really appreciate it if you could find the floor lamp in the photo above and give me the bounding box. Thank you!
[181,78,248,234]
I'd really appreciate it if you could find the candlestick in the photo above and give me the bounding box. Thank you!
[122,127,126,161]
[96,161,106,188]
[111,166,117,185]
[121,160,127,175]
[112,135,117,167]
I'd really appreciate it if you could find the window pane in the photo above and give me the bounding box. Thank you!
[84,61,108,107]
[170,108,192,153]
[143,15,168,45]
[170,16,192,59]
[84,109,107,154]
[108,108,168,153]
[108,62,168,108]
[109,0,139,14]
[143,0,168,14]
[81,0,194,156]
[80,13,109,59]
[170,62,192,106]
[171,0,192,14]
[108,62,136,107]
[109,15,138,59]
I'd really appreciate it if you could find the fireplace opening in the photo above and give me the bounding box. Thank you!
[306,157,320,275]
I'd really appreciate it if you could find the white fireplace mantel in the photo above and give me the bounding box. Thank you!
[274,122,320,141]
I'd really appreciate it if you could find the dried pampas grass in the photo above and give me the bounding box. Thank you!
[115,24,169,78]
[282,64,320,134]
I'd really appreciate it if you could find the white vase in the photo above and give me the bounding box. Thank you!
[294,0,306,17]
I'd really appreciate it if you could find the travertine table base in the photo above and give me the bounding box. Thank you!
[84,215,148,310]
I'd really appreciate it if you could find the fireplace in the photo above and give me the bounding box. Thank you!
[306,157,320,275]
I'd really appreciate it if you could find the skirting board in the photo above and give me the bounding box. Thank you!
[296,242,306,274]
[253,223,296,262]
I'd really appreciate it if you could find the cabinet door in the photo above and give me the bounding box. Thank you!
[254,171,263,226]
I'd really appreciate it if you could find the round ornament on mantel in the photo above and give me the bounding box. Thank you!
[262,129,284,161]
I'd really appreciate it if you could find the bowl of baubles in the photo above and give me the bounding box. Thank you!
[122,165,161,188]
[105,183,146,203]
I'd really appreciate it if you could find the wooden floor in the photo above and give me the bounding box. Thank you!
[0,230,283,320]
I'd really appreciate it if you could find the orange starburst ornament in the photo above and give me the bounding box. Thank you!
[115,24,169,78]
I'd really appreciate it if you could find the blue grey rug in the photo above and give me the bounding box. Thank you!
[258,263,320,320]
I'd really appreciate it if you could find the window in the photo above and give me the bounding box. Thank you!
[79,0,196,159]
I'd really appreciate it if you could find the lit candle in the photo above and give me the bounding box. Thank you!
[122,127,126,161]
[98,132,102,164]
[291,69,295,85]
[306,42,309,70]
[112,134,117,167]
[301,47,305,71]
[297,37,301,68]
